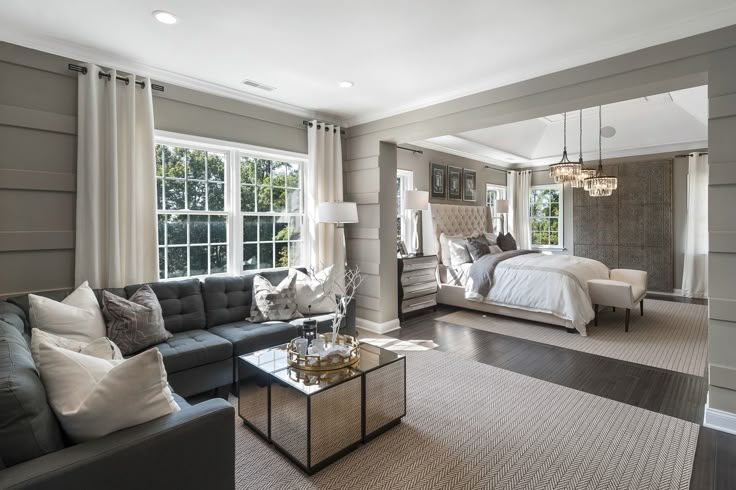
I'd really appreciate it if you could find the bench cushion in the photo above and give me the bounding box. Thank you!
[155,330,232,374]
[209,321,297,356]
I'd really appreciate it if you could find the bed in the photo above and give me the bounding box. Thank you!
[429,203,610,335]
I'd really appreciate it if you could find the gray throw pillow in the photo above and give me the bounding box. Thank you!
[249,273,303,322]
[465,236,491,261]
[497,232,518,251]
[102,286,172,356]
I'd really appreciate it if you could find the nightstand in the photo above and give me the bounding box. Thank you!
[397,255,438,321]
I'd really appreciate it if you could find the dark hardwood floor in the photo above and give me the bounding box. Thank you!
[387,298,735,490]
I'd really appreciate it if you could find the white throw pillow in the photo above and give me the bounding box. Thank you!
[439,233,463,266]
[448,238,472,268]
[36,342,179,442]
[29,281,106,342]
[292,266,337,314]
[484,232,498,245]
[30,328,123,372]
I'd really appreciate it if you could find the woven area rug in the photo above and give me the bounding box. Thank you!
[436,299,708,376]
[233,349,698,489]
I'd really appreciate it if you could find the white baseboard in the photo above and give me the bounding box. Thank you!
[356,317,401,334]
[703,403,736,436]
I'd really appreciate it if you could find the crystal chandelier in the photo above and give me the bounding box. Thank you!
[571,109,596,188]
[549,112,581,183]
[583,106,618,197]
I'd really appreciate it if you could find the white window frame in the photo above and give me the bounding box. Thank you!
[396,169,414,248]
[529,183,564,250]
[155,130,308,280]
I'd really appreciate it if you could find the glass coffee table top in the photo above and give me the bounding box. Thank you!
[240,341,403,396]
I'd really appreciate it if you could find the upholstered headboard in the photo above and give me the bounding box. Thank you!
[429,203,490,262]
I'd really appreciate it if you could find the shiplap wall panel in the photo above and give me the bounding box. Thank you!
[0,126,76,173]
[0,250,75,296]
[0,61,77,115]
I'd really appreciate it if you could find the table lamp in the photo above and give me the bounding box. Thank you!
[404,190,429,256]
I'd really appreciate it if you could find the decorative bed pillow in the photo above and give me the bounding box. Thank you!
[439,233,463,266]
[292,266,336,314]
[29,281,106,342]
[489,245,503,255]
[497,232,518,251]
[484,232,498,245]
[249,273,302,322]
[102,286,171,356]
[36,342,179,443]
[447,238,472,268]
[31,328,122,370]
[465,236,491,261]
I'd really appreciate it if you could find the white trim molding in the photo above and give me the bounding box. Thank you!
[704,402,736,436]
[356,317,401,334]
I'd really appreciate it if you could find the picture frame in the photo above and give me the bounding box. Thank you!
[430,163,447,199]
[397,240,408,257]
[463,168,477,202]
[447,166,462,200]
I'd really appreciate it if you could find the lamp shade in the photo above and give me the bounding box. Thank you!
[495,199,509,214]
[318,201,359,224]
[404,190,429,210]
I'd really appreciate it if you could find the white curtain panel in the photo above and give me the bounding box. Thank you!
[75,64,158,288]
[510,170,532,249]
[306,121,344,272]
[682,153,709,298]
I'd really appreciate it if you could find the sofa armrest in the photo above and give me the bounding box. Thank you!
[0,399,235,490]
[0,301,28,339]
[610,269,648,289]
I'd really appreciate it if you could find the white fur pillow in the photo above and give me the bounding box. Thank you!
[29,281,106,342]
[292,266,336,314]
[36,342,179,442]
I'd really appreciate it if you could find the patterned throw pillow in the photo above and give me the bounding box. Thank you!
[465,236,491,261]
[249,273,303,322]
[497,232,518,251]
[102,286,172,356]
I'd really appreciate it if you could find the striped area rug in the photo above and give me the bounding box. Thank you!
[436,299,707,376]
[234,349,698,489]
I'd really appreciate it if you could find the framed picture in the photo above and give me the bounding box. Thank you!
[430,163,446,198]
[397,240,408,257]
[447,166,462,200]
[463,169,477,202]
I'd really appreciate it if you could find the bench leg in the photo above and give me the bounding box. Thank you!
[625,308,631,332]
[640,300,644,316]
[594,304,598,326]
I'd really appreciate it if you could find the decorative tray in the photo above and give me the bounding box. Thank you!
[287,333,360,371]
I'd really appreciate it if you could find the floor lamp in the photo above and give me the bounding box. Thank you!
[495,199,509,235]
[404,190,429,256]
[317,201,359,266]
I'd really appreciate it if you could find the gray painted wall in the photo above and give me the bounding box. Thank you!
[0,41,308,296]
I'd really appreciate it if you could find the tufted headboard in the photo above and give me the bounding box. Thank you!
[429,203,490,263]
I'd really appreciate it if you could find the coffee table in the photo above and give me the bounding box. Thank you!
[237,341,406,474]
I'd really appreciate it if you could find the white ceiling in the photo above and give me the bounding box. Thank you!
[413,86,708,168]
[0,2,734,126]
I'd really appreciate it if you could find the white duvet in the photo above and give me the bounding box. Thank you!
[465,253,610,335]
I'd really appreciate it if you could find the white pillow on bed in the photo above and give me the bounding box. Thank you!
[448,239,472,268]
[440,231,483,266]
[484,232,498,245]
[489,245,503,255]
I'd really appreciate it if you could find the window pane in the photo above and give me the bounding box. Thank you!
[210,216,227,243]
[243,216,258,241]
[286,163,299,188]
[240,157,255,185]
[549,232,559,246]
[550,202,559,217]
[272,162,286,187]
[210,245,227,273]
[243,243,258,270]
[188,150,206,180]
[286,189,300,213]
[272,187,286,213]
[207,152,225,182]
[288,216,301,240]
[259,216,274,241]
[158,247,165,279]
[258,243,273,269]
[190,215,208,244]
[288,242,302,267]
[166,215,187,245]
[167,247,187,278]
[549,218,559,232]
[275,216,288,240]
[256,159,271,185]
[157,215,165,245]
[208,182,225,211]
[241,185,255,212]
[155,145,163,177]
[187,181,206,210]
[156,178,163,210]
[164,147,186,178]
[275,242,288,268]
[256,186,271,212]
[531,218,543,232]
[189,246,208,276]
[164,180,185,210]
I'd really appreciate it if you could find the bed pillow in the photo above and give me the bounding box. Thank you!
[29,281,106,342]
[484,232,499,245]
[497,232,518,251]
[489,245,503,255]
[249,273,303,322]
[102,286,171,356]
[36,342,179,443]
[292,266,336,315]
[448,238,472,268]
[439,233,463,266]
[466,236,491,261]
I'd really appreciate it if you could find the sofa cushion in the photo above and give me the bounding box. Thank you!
[0,321,64,467]
[209,321,297,356]
[155,330,232,374]
[125,279,205,333]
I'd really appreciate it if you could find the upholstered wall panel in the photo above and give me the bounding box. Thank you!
[574,160,673,291]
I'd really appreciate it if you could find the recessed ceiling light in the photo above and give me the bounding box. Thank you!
[339,81,354,88]
[153,10,177,24]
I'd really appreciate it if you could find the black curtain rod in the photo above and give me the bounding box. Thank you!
[68,64,165,92]
[675,152,709,157]
[302,120,345,135]
[398,146,423,155]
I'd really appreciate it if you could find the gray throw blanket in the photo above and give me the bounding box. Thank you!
[465,250,539,301]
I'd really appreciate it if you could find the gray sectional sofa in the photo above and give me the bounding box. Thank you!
[0,268,355,489]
